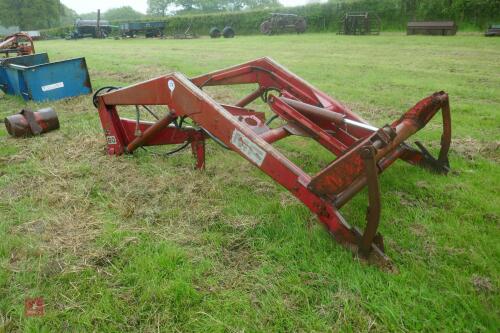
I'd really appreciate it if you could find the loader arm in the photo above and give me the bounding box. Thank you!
[95,58,452,267]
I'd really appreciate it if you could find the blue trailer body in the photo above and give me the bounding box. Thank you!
[0,53,92,102]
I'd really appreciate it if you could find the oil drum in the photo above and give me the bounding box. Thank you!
[4,108,59,137]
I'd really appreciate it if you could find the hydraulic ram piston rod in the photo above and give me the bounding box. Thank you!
[280,97,378,131]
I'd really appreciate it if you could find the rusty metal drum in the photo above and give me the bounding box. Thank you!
[4,108,60,137]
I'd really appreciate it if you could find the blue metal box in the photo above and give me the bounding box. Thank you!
[0,53,49,95]
[0,53,92,102]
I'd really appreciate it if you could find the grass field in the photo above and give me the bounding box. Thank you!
[0,33,499,332]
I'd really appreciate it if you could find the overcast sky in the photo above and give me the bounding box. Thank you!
[61,0,324,14]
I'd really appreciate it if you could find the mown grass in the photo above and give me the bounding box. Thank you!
[0,33,499,332]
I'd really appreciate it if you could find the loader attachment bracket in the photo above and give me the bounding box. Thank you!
[415,141,450,174]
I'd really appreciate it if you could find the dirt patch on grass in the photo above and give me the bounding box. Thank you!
[0,312,13,333]
[1,109,115,271]
[453,138,500,162]
[410,223,428,237]
[9,184,104,273]
[472,275,494,294]
[0,148,29,165]
[426,137,500,162]
[482,213,499,228]
[394,191,419,208]
[220,241,262,271]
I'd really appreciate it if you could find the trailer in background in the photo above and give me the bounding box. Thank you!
[120,21,165,38]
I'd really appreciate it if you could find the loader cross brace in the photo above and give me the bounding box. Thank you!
[95,57,451,266]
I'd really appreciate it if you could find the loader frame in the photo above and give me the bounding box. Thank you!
[95,57,451,266]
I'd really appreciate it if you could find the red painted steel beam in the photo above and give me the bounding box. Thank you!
[260,127,290,144]
[126,112,177,152]
[96,72,364,251]
[235,87,265,107]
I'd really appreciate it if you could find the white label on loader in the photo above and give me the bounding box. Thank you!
[168,80,175,92]
[41,82,64,92]
[231,129,266,166]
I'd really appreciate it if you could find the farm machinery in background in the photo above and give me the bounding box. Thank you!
[0,33,35,58]
[67,11,113,40]
[173,24,198,39]
[260,13,307,35]
[485,24,500,36]
[119,21,200,39]
[338,12,381,35]
[94,58,452,267]
[67,19,113,39]
[209,26,235,38]
[120,21,165,38]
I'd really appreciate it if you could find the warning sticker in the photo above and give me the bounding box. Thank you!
[231,129,266,166]
[41,82,64,92]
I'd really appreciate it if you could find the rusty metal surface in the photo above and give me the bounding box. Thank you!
[4,108,59,137]
[0,33,35,57]
[260,13,307,35]
[126,112,176,152]
[94,57,452,267]
[338,12,381,36]
[358,146,381,256]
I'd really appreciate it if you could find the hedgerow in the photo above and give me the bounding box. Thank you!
[40,1,499,38]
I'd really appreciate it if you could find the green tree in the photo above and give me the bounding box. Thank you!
[242,0,281,10]
[104,6,144,21]
[78,12,98,20]
[173,0,281,14]
[0,0,61,30]
[177,0,200,12]
[60,4,79,26]
[147,0,175,16]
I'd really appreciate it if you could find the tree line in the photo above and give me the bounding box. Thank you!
[147,0,281,16]
[0,0,61,30]
[0,0,498,31]
[0,0,144,30]
[0,0,281,30]
[374,0,499,25]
